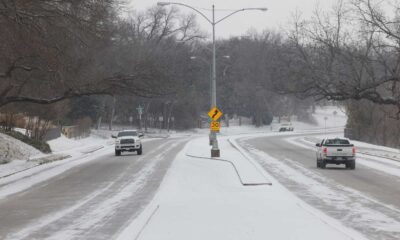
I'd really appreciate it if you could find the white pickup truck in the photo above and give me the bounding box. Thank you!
[112,130,143,156]
[316,138,356,169]
[278,122,294,132]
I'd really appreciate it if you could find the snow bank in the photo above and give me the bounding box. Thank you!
[47,134,112,154]
[0,133,113,179]
[0,132,42,161]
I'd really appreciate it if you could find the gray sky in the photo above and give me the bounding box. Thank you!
[128,0,337,39]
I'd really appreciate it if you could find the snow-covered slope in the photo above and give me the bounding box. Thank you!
[0,132,42,161]
[47,135,108,153]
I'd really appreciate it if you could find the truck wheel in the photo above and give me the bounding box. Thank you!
[321,160,326,169]
[115,150,121,156]
[137,145,143,155]
[350,160,356,170]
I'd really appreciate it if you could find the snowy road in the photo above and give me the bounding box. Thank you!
[0,137,187,240]
[239,132,400,240]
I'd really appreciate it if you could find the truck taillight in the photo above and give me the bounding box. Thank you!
[352,147,356,155]
[323,148,327,155]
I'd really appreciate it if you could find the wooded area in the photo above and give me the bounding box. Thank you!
[2,0,400,147]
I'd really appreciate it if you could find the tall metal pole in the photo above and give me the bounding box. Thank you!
[210,5,220,157]
[212,5,217,108]
[156,2,267,158]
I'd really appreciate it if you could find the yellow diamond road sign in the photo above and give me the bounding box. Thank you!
[208,107,222,121]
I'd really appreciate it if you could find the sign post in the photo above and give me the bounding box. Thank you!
[324,116,328,135]
[129,116,133,127]
[137,105,144,130]
[333,110,337,127]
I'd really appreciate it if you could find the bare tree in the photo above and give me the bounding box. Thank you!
[277,0,400,114]
[0,1,188,108]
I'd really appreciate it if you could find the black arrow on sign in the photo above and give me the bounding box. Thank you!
[212,109,219,119]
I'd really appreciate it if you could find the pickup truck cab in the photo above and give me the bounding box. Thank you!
[316,138,356,169]
[112,130,143,156]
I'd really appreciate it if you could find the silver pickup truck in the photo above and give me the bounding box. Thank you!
[316,138,356,169]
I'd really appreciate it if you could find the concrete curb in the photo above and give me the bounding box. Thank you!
[0,154,71,179]
[357,152,400,163]
[80,145,104,154]
[133,205,160,240]
[227,138,273,185]
[0,144,107,179]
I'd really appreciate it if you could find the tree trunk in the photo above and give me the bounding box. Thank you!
[96,116,102,130]
[167,102,174,132]
[144,101,151,132]
[109,96,116,131]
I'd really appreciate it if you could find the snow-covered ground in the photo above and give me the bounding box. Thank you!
[0,132,43,160]
[3,105,400,239]
[0,130,164,200]
[0,133,113,179]
[0,132,44,178]
[0,134,114,198]
[117,105,400,240]
[117,135,366,240]
[313,105,347,128]
[239,136,400,239]
[0,144,113,200]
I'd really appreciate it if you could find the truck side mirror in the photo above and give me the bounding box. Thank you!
[139,133,144,138]
[111,135,117,138]
[315,143,320,147]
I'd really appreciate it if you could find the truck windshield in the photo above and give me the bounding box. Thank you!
[324,139,350,145]
[118,131,138,137]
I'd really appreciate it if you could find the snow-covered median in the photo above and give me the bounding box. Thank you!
[117,136,366,240]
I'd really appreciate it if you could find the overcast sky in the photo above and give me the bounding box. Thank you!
[128,0,337,39]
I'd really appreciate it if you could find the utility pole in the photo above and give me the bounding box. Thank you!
[157,2,267,157]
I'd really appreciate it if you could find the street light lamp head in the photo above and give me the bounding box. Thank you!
[259,8,268,12]
[190,56,197,60]
[157,2,171,6]
[223,55,230,59]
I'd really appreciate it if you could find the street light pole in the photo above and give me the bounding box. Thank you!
[212,5,217,109]
[190,54,230,145]
[210,5,220,156]
[158,2,267,157]
[189,56,213,135]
